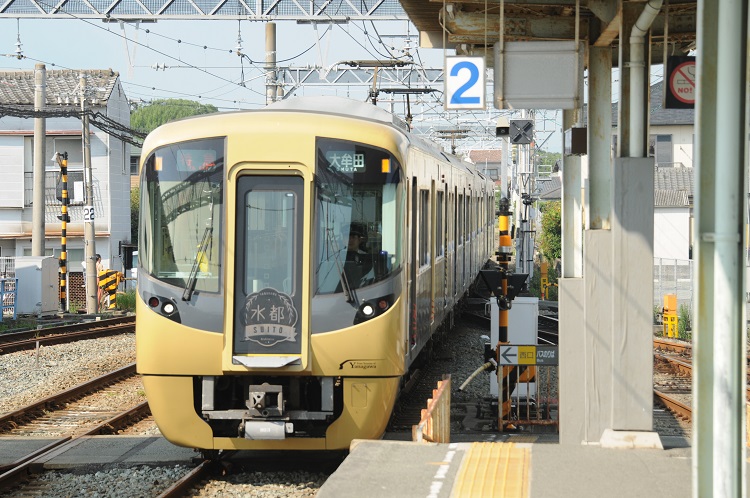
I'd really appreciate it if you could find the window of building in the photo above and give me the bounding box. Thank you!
[649,134,673,165]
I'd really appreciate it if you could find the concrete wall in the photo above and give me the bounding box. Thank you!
[654,207,690,260]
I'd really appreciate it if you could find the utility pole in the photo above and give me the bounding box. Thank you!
[80,73,98,314]
[265,22,276,105]
[32,63,46,256]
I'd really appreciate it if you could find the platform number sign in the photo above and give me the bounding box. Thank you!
[445,56,486,110]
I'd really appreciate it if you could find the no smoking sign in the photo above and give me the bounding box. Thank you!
[665,56,695,109]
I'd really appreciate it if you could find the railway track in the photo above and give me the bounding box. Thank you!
[0,315,135,354]
[652,338,750,425]
[0,363,151,494]
[0,363,149,436]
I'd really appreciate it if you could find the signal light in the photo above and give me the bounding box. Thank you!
[377,299,389,311]
[148,296,160,308]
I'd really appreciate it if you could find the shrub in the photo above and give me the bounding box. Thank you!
[678,304,692,340]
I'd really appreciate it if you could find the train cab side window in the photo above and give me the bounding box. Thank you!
[140,137,225,293]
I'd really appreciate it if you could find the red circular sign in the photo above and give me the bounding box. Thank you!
[670,61,696,104]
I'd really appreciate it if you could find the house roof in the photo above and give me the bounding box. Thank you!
[655,165,693,193]
[655,189,690,208]
[537,175,561,200]
[539,167,693,205]
[468,149,503,164]
[0,69,119,106]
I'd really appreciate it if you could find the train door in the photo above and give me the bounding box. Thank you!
[457,191,464,294]
[429,178,436,328]
[451,187,459,303]
[232,175,305,364]
[468,187,473,281]
[438,184,447,316]
[417,187,431,346]
[409,176,418,350]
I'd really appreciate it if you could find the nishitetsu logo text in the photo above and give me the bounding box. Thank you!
[242,288,298,347]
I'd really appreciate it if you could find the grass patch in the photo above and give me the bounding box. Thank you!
[117,290,137,312]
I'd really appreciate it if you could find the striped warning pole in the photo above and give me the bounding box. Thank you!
[496,197,515,429]
[56,152,69,312]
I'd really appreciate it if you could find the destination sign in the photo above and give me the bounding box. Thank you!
[499,345,558,366]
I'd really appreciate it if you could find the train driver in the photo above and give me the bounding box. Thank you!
[346,223,368,263]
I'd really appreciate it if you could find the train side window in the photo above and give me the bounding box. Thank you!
[419,189,430,266]
[457,194,464,247]
[436,190,444,258]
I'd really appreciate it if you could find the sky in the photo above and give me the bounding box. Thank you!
[0,17,563,153]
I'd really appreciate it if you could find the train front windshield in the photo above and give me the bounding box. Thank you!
[140,138,225,294]
[315,138,403,294]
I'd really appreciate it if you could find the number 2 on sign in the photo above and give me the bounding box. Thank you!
[83,206,95,222]
[450,62,480,104]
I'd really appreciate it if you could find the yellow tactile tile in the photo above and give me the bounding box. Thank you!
[451,442,530,498]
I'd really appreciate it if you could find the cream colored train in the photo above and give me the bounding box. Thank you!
[136,96,495,452]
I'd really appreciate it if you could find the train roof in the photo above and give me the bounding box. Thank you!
[267,97,488,182]
[265,96,410,132]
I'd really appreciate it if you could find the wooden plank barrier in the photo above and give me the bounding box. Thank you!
[412,375,451,443]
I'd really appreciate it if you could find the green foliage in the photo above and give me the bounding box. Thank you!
[117,290,137,311]
[538,201,562,261]
[528,262,558,301]
[536,150,562,168]
[678,304,692,340]
[130,187,140,246]
[131,99,218,134]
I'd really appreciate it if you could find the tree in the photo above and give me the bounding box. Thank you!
[130,187,139,245]
[131,99,218,134]
[538,201,561,261]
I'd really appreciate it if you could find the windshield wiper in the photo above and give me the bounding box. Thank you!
[183,226,213,301]
[326,227,355,303]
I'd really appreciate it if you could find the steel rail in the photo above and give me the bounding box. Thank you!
[156,460,213,498]
[0,399,151,492]
[654,389,692,421]
[0,315,134,344]
[0,363,136,430]
[653,337,692,355]
[0,318,135,354]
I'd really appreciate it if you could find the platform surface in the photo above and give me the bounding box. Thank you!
[317,437,746,498]
[2,435,748,497]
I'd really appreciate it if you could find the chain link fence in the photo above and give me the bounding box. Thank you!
[653,257,693,316]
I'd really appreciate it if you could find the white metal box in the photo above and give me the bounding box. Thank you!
[15,256,58,315]
[490,296,539,397]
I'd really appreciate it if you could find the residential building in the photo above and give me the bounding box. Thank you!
[0,68,131,307]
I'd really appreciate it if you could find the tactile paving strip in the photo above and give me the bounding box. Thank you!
[451,442,530,498]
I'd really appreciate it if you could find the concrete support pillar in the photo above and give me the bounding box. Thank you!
[587,46,612,230]
[561,109,583,278]
[558,277,585,444]
[611,157,653,431]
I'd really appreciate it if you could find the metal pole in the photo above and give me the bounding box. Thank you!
[32,63,46,256]
[57,152,69,312]
[265,22,277,105]
[80,74,98,314]
[694,1,748,496]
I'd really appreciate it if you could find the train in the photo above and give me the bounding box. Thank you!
[135,96,496,451]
